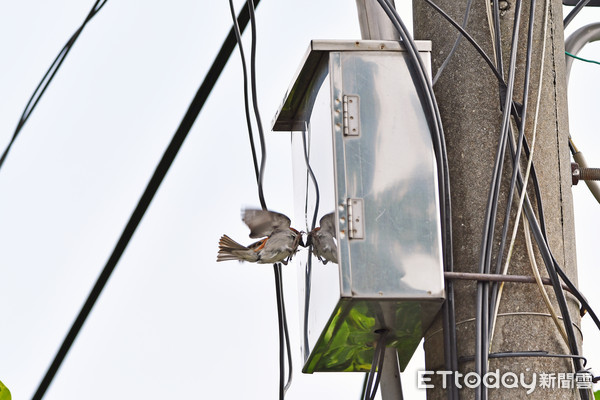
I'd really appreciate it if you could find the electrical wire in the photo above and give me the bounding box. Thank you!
[523,215,570,346]
[246,0,268,211]
[484,0,497,63]
[485,3,586,398]
[488,0,543,343]
[422,0,505,86]
[228,0,260,183]
[0,0,108,172]
[376,3,596,399]
[274,263,293,396]
[564,0,592,29]
[301,124,320,358]
[30,2,262,399]
[241,1,292,396]
[566,50,600,66]
[475,3,523,397]
[362,330,388,400]
[420,2,593,399]
[432,0,474,85]
[274,264,285,399]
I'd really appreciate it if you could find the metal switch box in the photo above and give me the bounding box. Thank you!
[272,40,444,373]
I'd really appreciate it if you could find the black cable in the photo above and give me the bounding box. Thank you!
[564,0,592,28]
[360,373,370,400]
[301,125,320,358]
[274,264,285,400]
[273,263,293,397]
[238,1,292,396]
[29,3,260,399]
[460,350,588,366]
[475,3,523,398]
[519,187,588,399]
[502,102,588,399]
[279,264,293,393]
[0,0,108,172]
[502,126,589,399]
[432,0,474,85]
[419,2,596,398]
[488,0,537,337]
[246,0,267,211]
[245,0,293,395]
[228,0,260,183]
[554,259,600,329]
[363,330,388,400]
[302,126,320,233]
[421,0,505,86]
[492,0,504,78]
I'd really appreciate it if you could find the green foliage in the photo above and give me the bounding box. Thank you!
[305,300,424,372]
[594,390,600,400]
[0,380,11,400]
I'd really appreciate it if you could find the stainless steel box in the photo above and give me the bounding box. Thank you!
[272,40,444,373]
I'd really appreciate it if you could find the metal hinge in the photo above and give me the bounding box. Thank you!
[343,95,360,136]
[347,198,364,239]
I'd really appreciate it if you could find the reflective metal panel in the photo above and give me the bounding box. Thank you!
[274,40,444,373]
[333,50,444,299]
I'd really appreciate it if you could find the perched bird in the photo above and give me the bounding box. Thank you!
[307,212,338,265]
[217,209,304,265]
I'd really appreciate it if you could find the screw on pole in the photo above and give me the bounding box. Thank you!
[571,162,600,185]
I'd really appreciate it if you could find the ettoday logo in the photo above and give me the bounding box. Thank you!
[418,370,593,394]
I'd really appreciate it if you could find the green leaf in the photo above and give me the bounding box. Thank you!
[594,390,600,400]
[0,380,11,400]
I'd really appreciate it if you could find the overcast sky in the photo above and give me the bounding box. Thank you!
[1,1,600,399]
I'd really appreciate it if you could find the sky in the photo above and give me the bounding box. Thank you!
[1,1,600,399]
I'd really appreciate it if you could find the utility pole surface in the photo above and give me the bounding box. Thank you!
[414,1,582,399]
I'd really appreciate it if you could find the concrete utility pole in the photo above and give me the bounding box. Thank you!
[414,0,582,399]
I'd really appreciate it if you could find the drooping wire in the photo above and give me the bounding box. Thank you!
[421,3,597,398]
[301,123,320,358]
[0,0,108,172]
[236,1,292,397]
[564,0,592,28]
[228,0,260,182]
[423,0,598,327]
[432,0,474,85]
[273,263,293,396]
[246,0,267,211]
[420,0,588,398]
[422,0,504,86]
[30,2,261,399]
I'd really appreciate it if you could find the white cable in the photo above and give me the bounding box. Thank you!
[489,0,549,347]
[523,214,570,346]
[485,0,497,65]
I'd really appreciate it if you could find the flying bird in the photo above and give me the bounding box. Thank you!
[307,212,338,265]
[217,209,304,265]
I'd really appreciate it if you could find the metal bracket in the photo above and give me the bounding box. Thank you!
[347,198,365,239]
[343,95,360,136]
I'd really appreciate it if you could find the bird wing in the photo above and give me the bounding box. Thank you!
[319,212,337,238]
[242,209,291,238]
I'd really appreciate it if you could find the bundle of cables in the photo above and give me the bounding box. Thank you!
[228,0,292,398]
[399,0,600,399]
